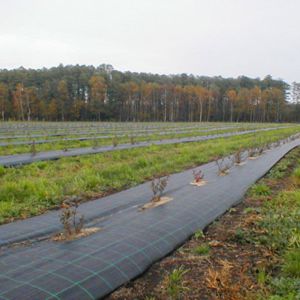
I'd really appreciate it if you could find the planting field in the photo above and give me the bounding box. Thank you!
[0,122,299,224]
[0,122,291,156]
[0,121,300,300]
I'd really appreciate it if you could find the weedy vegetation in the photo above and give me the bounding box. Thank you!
[166,266,189,299]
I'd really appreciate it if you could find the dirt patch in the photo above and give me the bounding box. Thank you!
[190,180,208,187]
[234,162,246,166]
[248,156,259,160]
[139,197,173,211]
[52,227,101,242]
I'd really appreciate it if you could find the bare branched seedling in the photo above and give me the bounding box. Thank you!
[60,197,84,239]
[257,146,264,156]
[233,148,244,165]
[130,135,135,145]
[274,140,281,147]
[265,143,272,150]
[151,176,169,202]
[92,137,99,149]
[112,136,118,147]
[30,140,37,156]
[193,169,204,183]
[248,148,257,158]
[215,157,231,176]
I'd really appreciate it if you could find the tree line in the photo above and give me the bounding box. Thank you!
[0,64,298,122]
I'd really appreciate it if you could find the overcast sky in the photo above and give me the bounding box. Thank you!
[0,0,299,83]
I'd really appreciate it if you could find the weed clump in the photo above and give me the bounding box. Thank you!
[250,184,271,197]
[166,266,189,299]
[194,244,210,256]
[194,229,205,240]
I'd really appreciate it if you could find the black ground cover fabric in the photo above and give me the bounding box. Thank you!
[0,138,299,299]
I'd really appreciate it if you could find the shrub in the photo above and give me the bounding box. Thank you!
[30,140,37,156]
[60,197,84,239]
[234,148,243,164]
[151,176,169,202]
[112,136,118,147]
[215,157,232,175]
[192,169,204,182]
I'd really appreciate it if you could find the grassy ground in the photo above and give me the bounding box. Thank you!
[107,145,300,300]
[0,126,299,224]
[0,124,271,155]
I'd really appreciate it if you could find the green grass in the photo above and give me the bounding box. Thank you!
[0,126,299,224]
[194,244,210,255]
[166,266,189,299]
[193,229,205,239]
[249,149,300,299]
[282,249,300,278]
[250,183,271,197]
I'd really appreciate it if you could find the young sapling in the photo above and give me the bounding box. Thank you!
[92,137,99,149]
[151,176,169,202]
[248,148,258,159]
[130,135,135,145]
[257,146,264,156]
[193,169,204,183]
[191,169,207,186]
[233,148,245,165]
[112,136,118,147]
[59,197,84,239]
[30,140,37,156]
[215,157,232,176]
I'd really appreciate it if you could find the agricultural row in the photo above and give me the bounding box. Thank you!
[0,124,299,224]
[0,122,293,156]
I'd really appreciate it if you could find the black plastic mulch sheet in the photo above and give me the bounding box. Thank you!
[0,139,299,300]
[0,127,286,167]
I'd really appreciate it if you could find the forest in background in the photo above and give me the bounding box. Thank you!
[0,64,299,122]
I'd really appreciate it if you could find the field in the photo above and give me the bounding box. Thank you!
[0,121,291,155]
[0,122,299,224]
[0,121,300,300]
